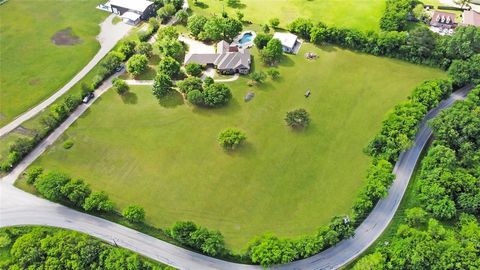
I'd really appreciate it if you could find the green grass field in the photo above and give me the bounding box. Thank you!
[32,43,445,251]
[189,0,386,31]
[0,0,107,127]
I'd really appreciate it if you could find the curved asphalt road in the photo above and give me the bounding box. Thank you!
[0,82,472,270]
[0,15,132,137]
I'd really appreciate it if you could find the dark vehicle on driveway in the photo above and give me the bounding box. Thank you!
[116,64,125,72]
[82,92,95,103]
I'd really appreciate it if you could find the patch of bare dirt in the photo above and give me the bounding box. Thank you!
[51,27,82,46]
[28,78,41,85]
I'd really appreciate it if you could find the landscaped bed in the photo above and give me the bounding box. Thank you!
[0,0,107,126]
[30,43,445,251]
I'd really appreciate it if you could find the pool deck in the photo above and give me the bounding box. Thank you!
[231,30,257,48]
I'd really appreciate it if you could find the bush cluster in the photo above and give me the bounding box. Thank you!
[29,169,114,213]
[187,14,242,42]
[169,221,225,256]
[177,77,232,107]
[246,216,354,267]
[418,87,480,219]
[0,227,170,270]
[156,26,184,62]
[218,128,246,150]
[156,0,183,23]
[138,17,160,42]
[380,0,416,31]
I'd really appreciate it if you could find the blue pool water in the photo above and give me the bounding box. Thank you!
[239,33,253,44]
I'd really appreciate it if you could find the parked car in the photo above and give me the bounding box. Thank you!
[82,92,95,103]
[116,64,125,72]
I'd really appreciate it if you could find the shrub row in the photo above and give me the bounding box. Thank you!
[288,19,480,85]
[28,169,115,212]
[24,167,228,258]
[246,216,354,267]
[365,79,452,163]
[168,221,225,256]
[0,95,82,172]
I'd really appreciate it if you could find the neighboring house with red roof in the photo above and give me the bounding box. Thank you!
[430,11,457,29]
[462,10,480,27]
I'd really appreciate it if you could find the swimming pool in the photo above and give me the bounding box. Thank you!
[233,31,256,48]
[239,32,253,45]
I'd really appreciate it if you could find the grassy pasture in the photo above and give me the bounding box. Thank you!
[189,0,386,31]
[32,43,445,250]
[0,0,107,126]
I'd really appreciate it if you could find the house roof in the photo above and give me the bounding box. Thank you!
[109,0,154,13]
[463,10,480,27]
[217,41,229,54]
[184,53,219,65]
[215,49,250,70]
[273,32,298,49]
[121,11,141,21]
[430,11,456,26]
[185,41,251,70]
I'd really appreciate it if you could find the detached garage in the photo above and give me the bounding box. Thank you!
[103,0,156,25]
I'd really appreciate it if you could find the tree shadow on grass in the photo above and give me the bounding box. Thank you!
[135,66,156,80]
[149,55,161,65]
[316,44,338,53]
[158,91,184,108]
[227,0,246,9]
[222,141,257,158]
[194,1,209,9]
[278,54,295,67]
[191,97,242,116]
[121,92,138,104]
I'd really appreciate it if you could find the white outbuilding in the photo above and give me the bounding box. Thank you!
[273,32,300,54]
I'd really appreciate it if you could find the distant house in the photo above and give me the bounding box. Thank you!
[99,0,156,25]
[273,32,300,54]
[462,10,480,27]
[430,10,457,29]
[184,41,251,75]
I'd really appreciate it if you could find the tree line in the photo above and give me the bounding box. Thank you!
[0,226,174,270]
[353,87,480,269]
[287,19,480,87]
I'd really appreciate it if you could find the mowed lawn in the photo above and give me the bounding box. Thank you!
[0,0,107,126]
[33,43,445,251]
[189,0,386,31]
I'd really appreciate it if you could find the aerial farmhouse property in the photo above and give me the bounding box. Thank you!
[185,41,251,75]
[97,0,156,25]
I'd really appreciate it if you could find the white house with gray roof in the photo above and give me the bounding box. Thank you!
[273,32,300,54]
[184,41,251,75]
